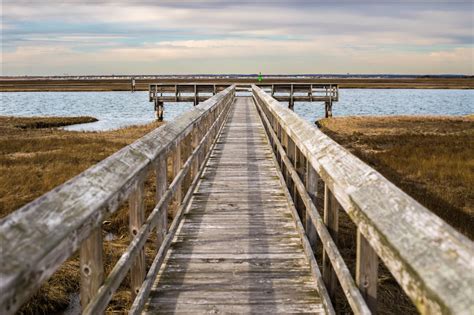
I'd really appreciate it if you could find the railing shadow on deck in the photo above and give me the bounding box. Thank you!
[0,85,236,315]
[252,84,474,315]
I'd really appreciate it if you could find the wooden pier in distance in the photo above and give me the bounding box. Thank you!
[1,85,472,315]
[149,83,339,120]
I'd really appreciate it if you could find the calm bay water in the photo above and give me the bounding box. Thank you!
[1,89,472,131]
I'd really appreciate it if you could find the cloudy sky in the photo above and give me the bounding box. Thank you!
[2,0,473,75]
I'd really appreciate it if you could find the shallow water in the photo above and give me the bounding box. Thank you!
[1,89,472,131]
[0,91,192,131]
[294,89,473,123]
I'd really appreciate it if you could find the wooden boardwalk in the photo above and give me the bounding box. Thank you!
[4,86,471,315]
[143,97,326,313]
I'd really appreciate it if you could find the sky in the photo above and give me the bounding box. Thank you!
[1,0,473,75]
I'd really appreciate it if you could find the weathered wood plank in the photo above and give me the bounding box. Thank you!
[155,157,167,249]
[142,97,327,314]
[0,86,235,314]
[255,91,377,314]
[356,229,379,313]
[253,85,474,314]
[323,185,339,301]
[128,90,234,314]
[80,227,104,309]
[305,162,319,251]
[129,178,146,299]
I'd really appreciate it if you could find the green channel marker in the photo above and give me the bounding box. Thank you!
[258,72,263,82]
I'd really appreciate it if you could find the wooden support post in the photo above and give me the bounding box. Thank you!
[181,134,192,195]
[356,230,379,313]
[129,179,146,299]
[325,101,332,118]
[196,123,204,171]
[175,84,178,102]
[281,130,288,181]
[287,137,296,204]
[191,128,199,179]
[294,147,306,222]
[155,100,164,121]
[310,84,313,102]
[172,143,182,214]
[305,161,319,251]
[289,84,294,110]
[194,85,198,106]
[276,123,282,165]
[155,157,167,250]
[323,184,339,301]
[80,227,104,309]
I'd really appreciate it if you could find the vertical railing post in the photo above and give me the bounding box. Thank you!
[171,143,182,214]
[155,156,167,250]
[294,147,306,221]
[80,227,104,309]
[191,127,199,179]
[323,184,339,301]
[305,161,319,251]
[356,230,379,313]
[181,134,192,195]
[129,178,146,299]
[287,137,295,198]
[197,121,205,170]
[280,130,288,179]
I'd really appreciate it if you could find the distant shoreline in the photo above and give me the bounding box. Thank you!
[1,76,473,91]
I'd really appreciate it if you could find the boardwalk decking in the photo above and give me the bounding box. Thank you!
[143,97,326,313]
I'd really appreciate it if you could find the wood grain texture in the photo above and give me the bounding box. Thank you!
[356,230,379,313]
[255,96,369,314]
[322,185,339,301]
[143,97,327,314]
[83,88,235,315]
[0,86,235,314]
[305,163,319,251]
[80,227,104,309]
[155,157,168,249]
[253,85,474,314]
[129,95,233,315]
[129,178,146,299]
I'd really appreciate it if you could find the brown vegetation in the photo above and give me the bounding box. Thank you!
[1,77,473,92]
[3,116,98,129]
[314,115,473,314]
[0,116,164,314]
[318,115,474,239]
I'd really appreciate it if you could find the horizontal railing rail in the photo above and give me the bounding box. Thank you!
[0,85,236,314]
[252,84,474,314]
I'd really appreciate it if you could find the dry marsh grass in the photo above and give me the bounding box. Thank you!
[0,116,165,314]
[316,115,473,313]
[318,115,474,239]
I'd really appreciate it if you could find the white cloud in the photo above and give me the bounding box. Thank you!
[3,39,472,75]
[2,1,473,74]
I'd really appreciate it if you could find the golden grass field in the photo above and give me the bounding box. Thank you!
[0,116,166,314]
[316,115,473,314]
[318,115,474,239]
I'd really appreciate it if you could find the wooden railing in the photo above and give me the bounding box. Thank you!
[0,85,235,314]
[252,85,474,315]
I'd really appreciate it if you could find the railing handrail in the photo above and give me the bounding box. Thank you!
[0,85,236,314]
[252,85,474,314]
